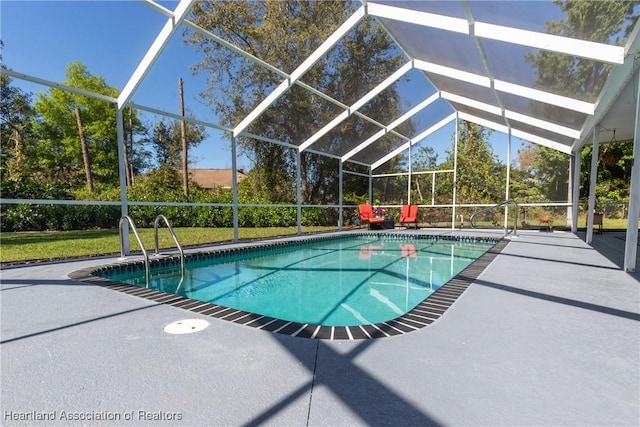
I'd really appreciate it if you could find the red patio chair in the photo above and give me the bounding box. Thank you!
[399,204,419,229]
[358,204,384,230]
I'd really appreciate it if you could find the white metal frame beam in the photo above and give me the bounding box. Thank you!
[180,10,411,150]
[443,92,581,141]
[299,61,412,152]
[441,92,502,116]
[494,80,595,115]
[141,0,174,17]
[510,130,571,154]
[119,0,636,183]
[130,102,231,133]
[458,112,572,154]
[182,21,288,80]
[232,6,366,137]
[368,2,624,65]
[504,110,580,140]
[130,0,596,171]
[366,1,598,171]
[574,22,640,151]
[342,92,440,161]
[369,105,572,171]
[138,3,404,162]
[474,22,624,65]
[457,112,509,134]
[368,3,468,34]
[146,0,408,146]
[371,113,456,170]
[415,59,595,115]
[414,59,490,87]
[1,69,117,103]
[118,0,194,109]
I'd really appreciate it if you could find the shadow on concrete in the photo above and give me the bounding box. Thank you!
[244,337,443,427]
[472,278,640,322]
[579,231,640,276]
[0,278,100,291]
[508,239,594,251]
[0,285,161,345]
[471,251,621,271]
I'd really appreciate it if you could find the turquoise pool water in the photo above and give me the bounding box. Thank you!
[102,236,493,326]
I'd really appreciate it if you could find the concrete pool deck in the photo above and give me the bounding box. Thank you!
[1,229,638,426]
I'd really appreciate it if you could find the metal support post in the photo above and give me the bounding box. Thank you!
[624,66,640,272]
[338,161,343,228]
[451,113,459,229]
[407,143,412,205]
[297,151,302,235]
[231,136,239,242]
[586,125,599,244]
[570,152,581,232]
[504,128,512,230]
[368,168,373,205]
[116,108,130,255]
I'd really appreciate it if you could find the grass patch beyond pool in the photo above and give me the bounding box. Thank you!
[0,226,338,263]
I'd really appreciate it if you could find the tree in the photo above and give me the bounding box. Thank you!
[148,116,206,171]
[581,140,634,202]
[410,146,438,203]
[511,144,546,202]
[515,143,569,202]
[185,0,409,203]
[32,62,147,190]
[437,121,502,204]
[124,106,150,187]
[524,1,638,206]
[0,74,35,181]
[0,42,35,181]
[526,0,638,102]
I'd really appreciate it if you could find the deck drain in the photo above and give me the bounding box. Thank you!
[164,319,209,334]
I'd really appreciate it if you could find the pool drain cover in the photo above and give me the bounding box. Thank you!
[164,319,209,334]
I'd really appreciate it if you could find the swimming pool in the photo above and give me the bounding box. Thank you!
[72,233,505,339]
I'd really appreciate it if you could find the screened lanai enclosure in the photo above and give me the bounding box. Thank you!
[1,0,639,271]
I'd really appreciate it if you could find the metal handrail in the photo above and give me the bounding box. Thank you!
[119,215,150,286]
[153,215,185,274]
[470,200,518,237]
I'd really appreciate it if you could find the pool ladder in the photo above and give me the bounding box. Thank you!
[470,200,518,237]
[118,215,185,287]
[153,215,185,275]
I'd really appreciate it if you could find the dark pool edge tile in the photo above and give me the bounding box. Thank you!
[68,235,509,340]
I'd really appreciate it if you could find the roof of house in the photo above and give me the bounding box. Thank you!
[189,168,248,189]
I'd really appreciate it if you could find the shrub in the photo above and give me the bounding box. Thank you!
[1,171,340,231]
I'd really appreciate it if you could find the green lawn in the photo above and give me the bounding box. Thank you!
[0,226,338,263]
[1,218,632,264]
[545,216,628,230]
[578,217,628,229]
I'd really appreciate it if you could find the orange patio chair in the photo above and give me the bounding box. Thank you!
[358,204,384,230]
[399,204,419,229]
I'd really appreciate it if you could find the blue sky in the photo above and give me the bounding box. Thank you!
[1,0,524,171]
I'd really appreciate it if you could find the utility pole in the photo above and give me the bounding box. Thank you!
[74,107,94,193]
[179,77,188,197]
